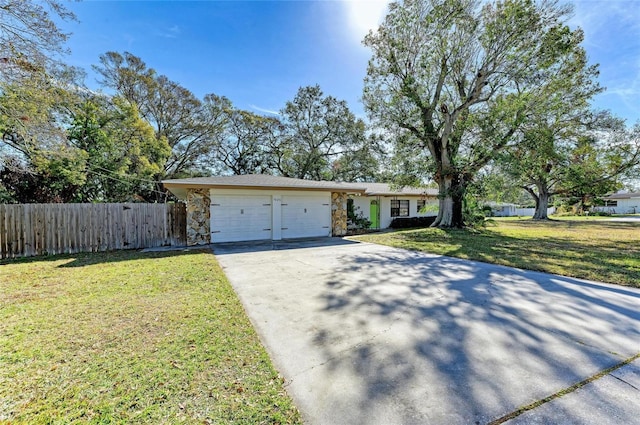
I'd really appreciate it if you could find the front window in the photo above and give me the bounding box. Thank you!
[391,200,409,217]
[417,200,426,213]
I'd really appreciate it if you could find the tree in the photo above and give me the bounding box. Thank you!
[0,72,85,203]
[330,133,386,182]
[363,0,594,227]
[214,104,284,175]
[498,112,640,219]
[1,65,83,157]
[0,0,83,201]
[0,91,172,203]
[94,52,226,184]
[0,0,75,81]
[493,33,602,220]
[66,95,171,202]
[0,149,87,203]
[277,85,367,180]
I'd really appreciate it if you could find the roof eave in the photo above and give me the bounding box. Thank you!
[162,181,366,195]
[364,192,438,197]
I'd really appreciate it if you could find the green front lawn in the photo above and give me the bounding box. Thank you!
[354,220,640,287]
[0,250,301,424]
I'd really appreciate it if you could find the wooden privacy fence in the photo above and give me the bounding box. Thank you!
[0,203,187,259]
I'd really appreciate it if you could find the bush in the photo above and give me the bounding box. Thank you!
[389,216,437,229]
[481,205,494,217]
[347,199,371,230]
[588,210,612,216]
[553,205,573,216]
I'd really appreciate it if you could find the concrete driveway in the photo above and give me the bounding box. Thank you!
[213,239,640,425]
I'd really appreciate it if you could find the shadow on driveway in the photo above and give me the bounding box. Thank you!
[215,242,640,425]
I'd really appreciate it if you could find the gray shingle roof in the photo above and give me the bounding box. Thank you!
[603,191,640,200]
[163,175,366,192]
[162,174,438,198]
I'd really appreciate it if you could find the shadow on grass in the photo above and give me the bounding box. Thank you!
[392,222,640,288]
[0,248,211,268]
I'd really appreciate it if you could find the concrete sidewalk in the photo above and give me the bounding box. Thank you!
[213,239,640,425]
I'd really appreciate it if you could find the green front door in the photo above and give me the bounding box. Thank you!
[369,200,379,229]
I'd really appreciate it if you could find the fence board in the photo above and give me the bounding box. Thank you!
[0,203,187,259]
[0,204,6,258]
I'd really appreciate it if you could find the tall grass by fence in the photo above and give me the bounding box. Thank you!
[0,203,186,259]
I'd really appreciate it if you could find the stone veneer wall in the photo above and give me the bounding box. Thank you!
[331,192,348,237]
[186,189,211,246]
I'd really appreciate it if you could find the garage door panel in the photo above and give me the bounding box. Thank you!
[282,195,331,239]
[211,195,272,243]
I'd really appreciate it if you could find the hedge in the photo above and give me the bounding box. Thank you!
[389,216,437,229]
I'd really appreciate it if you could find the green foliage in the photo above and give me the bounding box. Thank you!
[0,0,76,82]
[2,43,386,201]
[0,72,75,156]
[363,0,594,228]
[214,102,284,175]
[497,111,639,218]
[347,198,372,229]
[94,52,224,181]
[0,149,87,203]
[463,194,489,228]
[278,85,372,181]
[66,96,171,202]
[389,216,437,229]
[481,204,494,217]
[331,133,386,182]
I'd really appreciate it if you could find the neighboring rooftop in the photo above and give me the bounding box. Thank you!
[162,175,438,199]
[603,191,640,200]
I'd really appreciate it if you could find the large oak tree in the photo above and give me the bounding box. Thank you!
[363,0,595,227]
[499,113,640,219]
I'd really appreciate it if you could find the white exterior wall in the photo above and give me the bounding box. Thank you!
[492,205,517,217]
[209,188,332,242]
[513,207,556,217]
[596,198,640,214]
[351,195,438,229]
[492,206,556,217]
[351,196,372,224]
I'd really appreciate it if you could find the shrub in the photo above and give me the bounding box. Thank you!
[389,216,436,229]
[347,199,371,230]
[481,205,494,217]
[588,210,612,216]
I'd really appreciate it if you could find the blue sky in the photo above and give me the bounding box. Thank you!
[59,0,640,124]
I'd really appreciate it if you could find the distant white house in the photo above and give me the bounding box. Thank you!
[486,202,556,217]
[487,202,517,217]
[595,192,640,214]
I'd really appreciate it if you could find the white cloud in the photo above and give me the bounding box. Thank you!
[343,0,390,43]
[249,104,280,116]
[569,0,640,122]
[157,25,180,39]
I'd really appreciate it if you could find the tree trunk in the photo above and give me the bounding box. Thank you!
[431,173,464,228]
[532,186,550,220]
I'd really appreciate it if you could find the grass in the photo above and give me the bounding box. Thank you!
[0,250,301,424]
[353,219,640,288]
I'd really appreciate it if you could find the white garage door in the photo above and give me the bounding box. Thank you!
[210,195,272,243]
[281,194,331,239]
